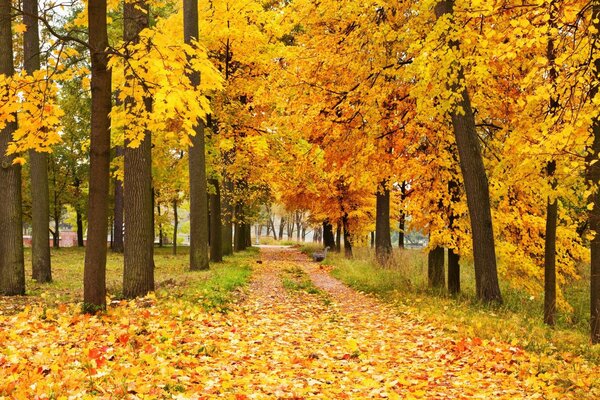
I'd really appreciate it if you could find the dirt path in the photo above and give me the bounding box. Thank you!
[213,246,585,399]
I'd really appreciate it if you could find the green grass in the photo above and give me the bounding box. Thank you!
[303,244,600,364]
[2,246,257,313]
[281,265,332,306]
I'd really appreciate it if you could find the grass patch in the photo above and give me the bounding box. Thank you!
[325,246,600,364]
[281,265,332,306]
[1,246,257,314]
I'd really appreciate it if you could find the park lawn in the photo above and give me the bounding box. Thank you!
[0,246,257,315]
[300,244,600,364]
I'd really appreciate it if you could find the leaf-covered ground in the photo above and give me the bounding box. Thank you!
[1,247,598,399]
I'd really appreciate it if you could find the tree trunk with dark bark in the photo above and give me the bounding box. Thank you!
[375,182,392,264]
[398,181,406,249]
[428,246,445,289]
[221,178,233,256]
[586,3,600,344]
[24,0,51,282]
[342,215,352,258]
[77,209,84,247]
[448,249,460,294]
[544,1,559,326]
[122,0,154,299]
[323,221,335,249]
[185,0,209,270]
[335,223,341,253]
[209,179,222,262]
[112,146,124,253]
[435,0,502,303]
[53,211,60,249]
[0,0,25,295]
[83,0,111,312]
[278,216,286,242]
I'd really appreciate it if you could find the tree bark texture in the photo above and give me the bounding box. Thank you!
[209,179,223,262]
[587,2,600,344]
[335,223,341,253]
[122,0,154,299]
[112,146,124,253]
[221,178,233,256]
[342,215,352,258]
[398,181,407,249]
[77,209,84,247]
[428,246,445,289]
[435,0,502,303]
[83,0,111,311]
[323,220,335,249]
[24,0,51,282]
[448,249,460,294]
[184,0,209,270]
[0,0,25,295]
[375,182,392,264]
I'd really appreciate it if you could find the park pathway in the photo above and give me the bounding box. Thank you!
[212,246,584,399]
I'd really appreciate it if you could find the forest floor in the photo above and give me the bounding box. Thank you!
[1,246,599,399]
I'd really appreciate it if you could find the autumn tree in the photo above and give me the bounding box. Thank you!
[23,0,51,282]
[83,0,112,311]
[0,0,25,295]
[122,0,154,298]
[432,0,502,303]
[184,0,209,270]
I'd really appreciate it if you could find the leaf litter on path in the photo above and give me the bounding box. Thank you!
[1,247,598,399]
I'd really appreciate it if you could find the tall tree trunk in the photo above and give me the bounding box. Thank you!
[245,224,252,248]
[172,200,178,255]
[157,203,163,247]
[448,178,461,294]
[587,2,600,344]
[185,0,209,270]
[342,214,352,258]
[209,179,222,262]
[234,202,247,251]
[435,0,502,303]
[544,0,559,326]
[221,178,233,256]
[428,246,445,289]
[53,211,60,249]
[398,181,406,249]
[0,0,25,295]
[296,211,301,241]
[24,0,51,282]
[323,220,335,249]
[335,223,341,253]
[112,146,124,253]
[375,181,392,264]
[77,208,84,247]
[122,0,154,299]
[83,0,111,311]
[448,249,460,294]
[278,216,286,242]
[270,217,278,240]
